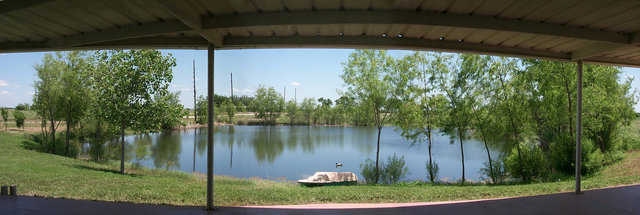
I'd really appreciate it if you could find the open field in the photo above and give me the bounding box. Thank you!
[1,132,640,206]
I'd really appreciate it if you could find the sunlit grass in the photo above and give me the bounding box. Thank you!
[1,132,639,206]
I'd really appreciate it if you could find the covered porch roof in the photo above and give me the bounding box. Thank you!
[0,0,639,67]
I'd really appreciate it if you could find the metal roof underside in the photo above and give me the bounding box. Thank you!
[1,0,639,67]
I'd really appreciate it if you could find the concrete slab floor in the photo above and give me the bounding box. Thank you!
[1,184,639,215]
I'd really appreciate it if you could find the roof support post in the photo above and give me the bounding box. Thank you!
[207,44,215,210]
[575,60,583,195]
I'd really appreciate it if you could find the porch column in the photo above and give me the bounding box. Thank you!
[575,60,583,194]
[207,44,215,209]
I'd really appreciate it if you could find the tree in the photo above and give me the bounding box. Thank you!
[156,92,186,129]
[93,50,176,174]
[60,51,91,156]
[439,54,488,183]
[342,50,398,183]
[195,95,208,124]
[33,53,65,153]
[286,100,298,125]
[300,98,316,125]
[1,108,8,131]
[13,110,25,130]
[221,100,236,123]
[391,52,447,183]
[317,97,333,124]
[252,87,284,124]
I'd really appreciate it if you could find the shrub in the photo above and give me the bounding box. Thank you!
[480,158,507,184]
[550,134,603,175]
[382,153,409,184]
[584,148,604,175]
[505,142,548,182]
[13,110,25,129]
[426,161,439,183]
[360,159,378,184]
[360,154,409,184]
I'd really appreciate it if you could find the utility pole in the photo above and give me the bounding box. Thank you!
[230,72,234,103]
[294,88,297,103]
[284,86,286,102]
[193,59,197,124]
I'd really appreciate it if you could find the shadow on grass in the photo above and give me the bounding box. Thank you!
[71,164,142,177]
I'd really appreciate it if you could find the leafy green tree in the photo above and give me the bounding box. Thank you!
[195,95,208,124]
[286,100,298,125]
[13,110,25,130]
[222,100,236,123]
[1,108,8,131]
[60,51,91,156]
[300,98,316,125]
[93,50,176,174]
[252,87,283,124]
[439,54,488,183]
[342,50,398,183]
[156,92,186,129]
[33,53,65,153]
[317,97,333,124]
[391,52,447,183]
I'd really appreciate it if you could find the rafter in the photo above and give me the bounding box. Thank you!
[0,0,53,14]
[202,10,632,45]
[155,0,222,46]
[47,20,191,48]
[222,35,572,60]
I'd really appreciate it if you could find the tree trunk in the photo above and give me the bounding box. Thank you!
[458,129,465,184]
[120,122,125,174]
[427,127,434,183]
[481,133,494,183]
[50,118,56,154]
[375,126,382,184]
[65,110,71,156]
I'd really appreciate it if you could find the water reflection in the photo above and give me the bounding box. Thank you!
[93,126,507,181]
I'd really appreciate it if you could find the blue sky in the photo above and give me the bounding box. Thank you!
[1,49,640,110]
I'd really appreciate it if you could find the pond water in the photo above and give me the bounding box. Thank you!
[112,126,507,182]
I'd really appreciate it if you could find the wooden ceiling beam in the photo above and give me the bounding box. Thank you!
[222,35,573,61]
[0,0,53,14]
[203,10,632,45]
[47,19,191,48]
[155,0,222,46]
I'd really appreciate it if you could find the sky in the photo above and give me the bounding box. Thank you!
[1,49,640,110]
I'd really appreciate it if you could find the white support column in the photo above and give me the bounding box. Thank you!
[207,44,215,209]
[575,60,583,195]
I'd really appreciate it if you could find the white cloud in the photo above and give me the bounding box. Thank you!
[0,90,8,95]
[0,80,7,87]
[233,88,254,96]
[290,81,301,86]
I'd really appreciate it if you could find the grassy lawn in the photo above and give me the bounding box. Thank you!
[1,132,640,207]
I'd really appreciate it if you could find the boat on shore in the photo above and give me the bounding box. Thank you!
[297,172,358,187]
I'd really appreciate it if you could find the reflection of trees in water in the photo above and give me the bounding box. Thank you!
[151,131,181,170]
[131,134,152,167]
[251,126,285,163]
[228,126,235,168]
[349,127,376,154]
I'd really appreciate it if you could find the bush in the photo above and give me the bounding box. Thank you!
[426,161,439,183]
[550,134,604,175]
[584,148,604,174]
[360,154,409,184]
[382,154,409,184]
[505,142,549,182]
[480,158,507,184]
[13,110,25,129]
[360,159,378,184]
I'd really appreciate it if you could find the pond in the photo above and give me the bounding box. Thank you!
[109,126,507,182]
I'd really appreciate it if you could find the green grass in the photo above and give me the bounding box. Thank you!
[1,132,640,206]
